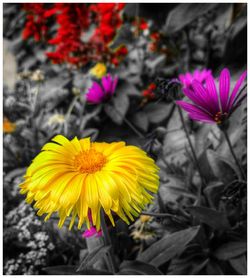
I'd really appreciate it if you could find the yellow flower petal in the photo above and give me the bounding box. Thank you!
[20,136,160,229]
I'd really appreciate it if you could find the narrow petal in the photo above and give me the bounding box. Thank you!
[205,75,220,112]
[219,68,230,112]
[228,70,247,110]
[176,100,214,122]
[190,80,215,114]
[183,87,210,112]
[101,74,112,93]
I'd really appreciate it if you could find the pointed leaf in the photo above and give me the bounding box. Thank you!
[119,260,163,275]
[206,149,240,184]
[131,111,149,132]
[164,3,218,34]
[229,255,247,274]
[104,93,129,125]
[138,226,200,267]
[144,103,173,124]
[186,206,230,230]
[214,241,247,260]
[44,265,113,275]
[77,245,111,271]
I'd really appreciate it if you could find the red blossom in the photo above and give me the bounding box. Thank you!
[22,4,48,41]
[22,3,127,67]
[142,83,156,100]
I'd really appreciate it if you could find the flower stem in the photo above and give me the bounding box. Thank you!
[113,106,145,138]
[64,95,80,134]
[141,211,181,221]
[222,128,246,181]
[177,106,206,203]
[100,210,118,274]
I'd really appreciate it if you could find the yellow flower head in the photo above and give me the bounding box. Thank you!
[89,63,107,79]
[20,135,160,230]
[3,117,16,133]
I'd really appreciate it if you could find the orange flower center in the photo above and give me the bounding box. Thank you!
[73,149,107,173]
[214,112,228,124]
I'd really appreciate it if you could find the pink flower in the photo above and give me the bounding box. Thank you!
[82,210,102,238]
[176,68,247,125]
[179,69,212,88]
[86,74,118,104]
[83,227,102,238]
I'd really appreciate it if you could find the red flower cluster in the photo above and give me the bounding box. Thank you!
[45,3,90,65]
[148,32,161,52]
[132,17,149,32]
[22,3,127,67]
[22,4,48,41]
[90,3,125,44]
[142,83,156,100]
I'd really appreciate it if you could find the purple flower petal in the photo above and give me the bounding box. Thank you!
[111,76,118,95]
[92,82,105,97]
[176,100,214,123]
[190,80,215,115]
[101,74,112,93]
[205,75,220,112]
[228,70,247,110]
[83,227,102,238]
[189,113,215,124]
[86,88,104,103]
[182,87,209,110]
[219,68,230,112]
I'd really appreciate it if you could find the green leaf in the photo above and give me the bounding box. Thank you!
[223,5,247,67]
[104,92,129,125]
[164,3,218,34]
[229,255,247,274]
[203,182,224,209]
[119,260,163,275]
[190,259,209,275]
[138,226,200,267]
[109,24,134,50]
[131,111,149,132]
[43,266,78,275]
[144,103,172,124]
[43,265,113,275]
[214,241,247,260]
[77,245,111,271]
[186,206,230,230]
[206,259,224,275]
[206,149,240,184]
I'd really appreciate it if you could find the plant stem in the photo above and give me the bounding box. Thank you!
[65,95,79,121]
[141,211,181,221]
[177,106,206,203]
[100,210,118,274]
[63,95,80,134]
[32,83,40,114]
[222,128,246,181]
[113,106,145,138]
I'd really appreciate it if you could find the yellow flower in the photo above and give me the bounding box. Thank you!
[20,135,160,230]
[3,117,16,133]
[89,63,107,79]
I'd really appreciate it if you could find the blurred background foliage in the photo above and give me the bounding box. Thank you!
[3,3,247,275]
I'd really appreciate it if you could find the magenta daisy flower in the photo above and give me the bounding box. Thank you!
[176,68,247,124]
[82,210,102,238]
[179,69,212,88]
[83,227,102,238]
[86,74,118,104]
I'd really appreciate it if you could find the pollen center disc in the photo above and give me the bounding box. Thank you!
[73,149,106,173]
